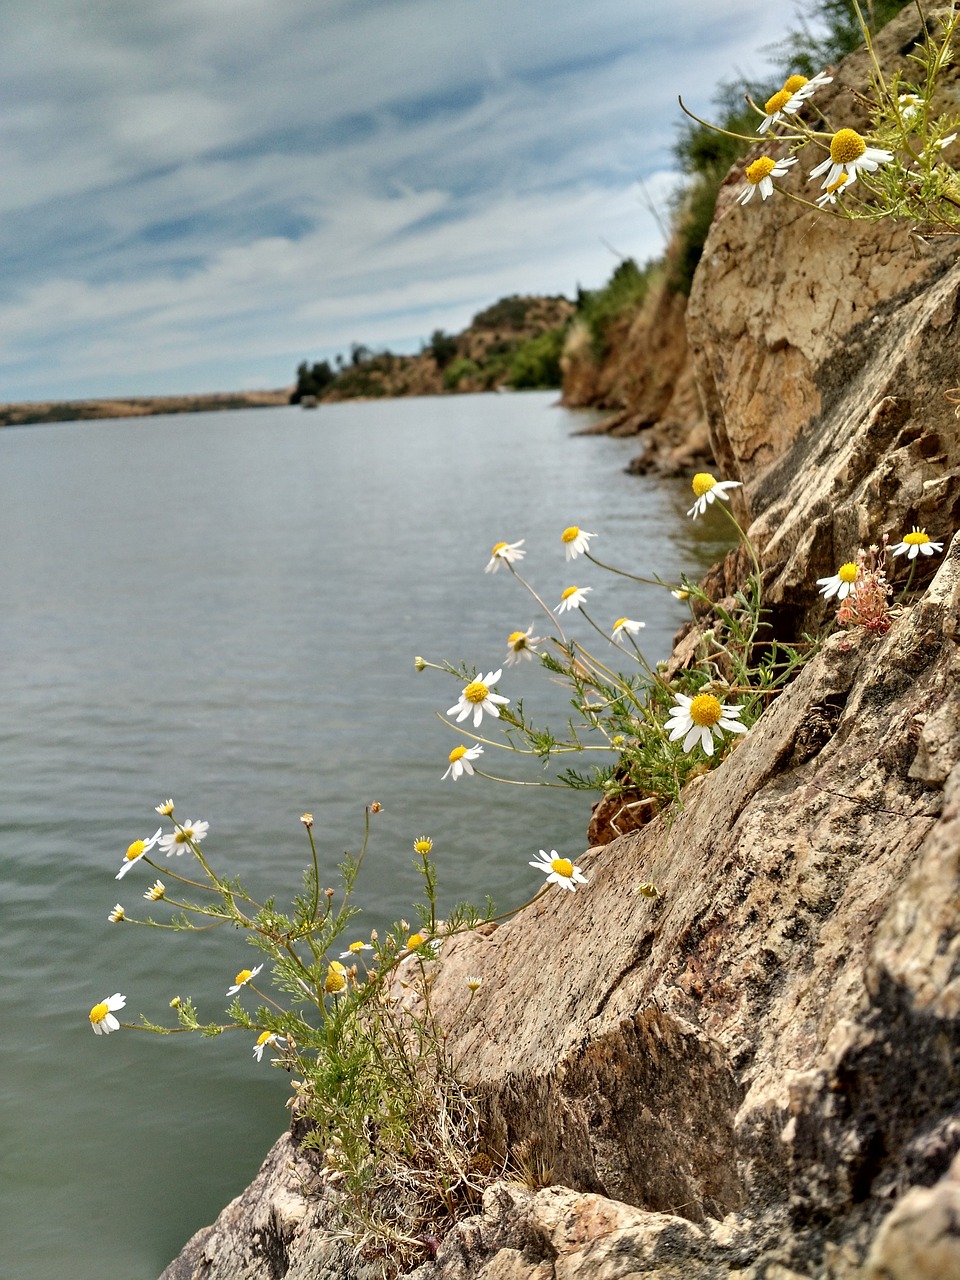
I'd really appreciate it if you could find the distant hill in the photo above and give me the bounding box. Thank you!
[292,293,575,404]
[0,389,291,428]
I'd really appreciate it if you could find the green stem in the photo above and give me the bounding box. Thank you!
[506,562,569,646]
[583,550,670,588]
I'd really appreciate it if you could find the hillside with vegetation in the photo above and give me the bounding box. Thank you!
[560,0,910,475]
[291,294,574,403]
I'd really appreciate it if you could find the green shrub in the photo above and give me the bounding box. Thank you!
[576,259,656,360]
[443,357,481,390]
[509,328,566,388]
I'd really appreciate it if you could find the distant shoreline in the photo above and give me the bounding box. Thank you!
[0,388,292,428]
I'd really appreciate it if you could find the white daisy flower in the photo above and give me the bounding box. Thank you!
[687,473,742,519]
[227,963,264,996]
[556,585,591,614]
[403,932,441,958]
[898,92,925,125]
[817,563,860,600]
[529,849,588,892]
[505,625,541,666]
[144,880,165,901]
[155,799,175,816]
[484,540,525,574]
[816,173,852,207]
[89,992,126,1035]
[442,743,483,780]
[107,903,125,923]
[757,72,831,133]
[324,965,347,994]
[891,528,944,559]
[253,1031,286,1062]
[339,940,374,959]
[809,128,894,190]
[158,819,209,857]
[757,87,794,134]
[560,526,597,561]
[664,692,748,757]
[612,617,645,641]
[466,976,483,992]
[783,70,832,100]
[737,155,798,203]
[116,827,162,879]
[447,670,509,728]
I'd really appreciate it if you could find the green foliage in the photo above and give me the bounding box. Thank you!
[575,258,656,360]
[508,328,566,388]
[471,295,533,330]
[291,359,336,403]
[443,357,481,390]
[769,0,910,77]
[430,328,459,369]
[669,0,913,295]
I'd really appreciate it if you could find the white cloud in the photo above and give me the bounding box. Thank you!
[0,0,795,399]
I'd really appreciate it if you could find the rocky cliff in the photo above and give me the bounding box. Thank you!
[161,9,960,1279]
[560,248,712,477]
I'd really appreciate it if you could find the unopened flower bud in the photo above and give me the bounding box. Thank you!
[414,656,426,672]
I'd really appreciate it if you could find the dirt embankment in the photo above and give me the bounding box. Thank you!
[560,248,711,477]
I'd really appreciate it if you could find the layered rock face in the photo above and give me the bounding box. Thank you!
[560,245,712,477]
[161,9,960,1279]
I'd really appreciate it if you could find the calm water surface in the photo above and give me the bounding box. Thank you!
[0,393,729,1278]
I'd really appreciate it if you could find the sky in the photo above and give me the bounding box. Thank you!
[0,0,796,402]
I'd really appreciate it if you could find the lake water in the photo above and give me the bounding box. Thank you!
[0,392,730,1278]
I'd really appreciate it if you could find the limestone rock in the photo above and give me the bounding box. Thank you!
[686,5,960,635]
[864,1151,960,1279]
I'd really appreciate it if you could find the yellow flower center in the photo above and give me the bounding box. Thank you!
[324,970,346,994]
[745,157,777,185]
[125,840,145,862]
[783,74,808,93]
[613,618,629,631]
[347,940,367,952]
[838,563,859,583]
[691,472,717,497]
[830,128,866,164]
[550,857,574,878]
[560,586,580,601]
[689,694,722,727]
[413,837,433,855]
[234,969,254,986]
[561,526,580,543]
[329,960,347,974]
[463,679,489,704]
[89,1002,108,1025]
[491,541,508,556]
[508,630,527,648]
[449,745,467,763]
[256,1031,273,1046]
[764,88,792,115]
[825,174,850,194]
[406,933,425,949]
[174,829,190,845]
[904,529,930,545]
